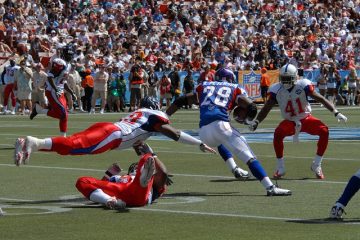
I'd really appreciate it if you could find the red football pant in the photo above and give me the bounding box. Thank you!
[49,122,122,155]
[3,83,16,108]
[45,90,68,133]
[273,115,329,158]
[76,153,154,207]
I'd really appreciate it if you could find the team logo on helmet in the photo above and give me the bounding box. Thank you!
[140,96,160,110]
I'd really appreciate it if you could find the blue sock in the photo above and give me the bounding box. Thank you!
[248,159,267,181]
[218,145,232,162]
[337,175,360,206]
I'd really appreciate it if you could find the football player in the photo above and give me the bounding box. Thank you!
[76,152,172,209]
[330,169,360,220]
[14,96,216,166]
[29,58,77,136]
[1,59,20,115]
[248,63,348,179]
[166,68,292,196]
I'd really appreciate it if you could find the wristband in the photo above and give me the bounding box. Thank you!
[178,132,202,145]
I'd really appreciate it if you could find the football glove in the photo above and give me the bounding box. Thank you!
[248,120,259,131]
[334,112,347,123]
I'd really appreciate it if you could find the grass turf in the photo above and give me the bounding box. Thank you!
[0,106,359,240]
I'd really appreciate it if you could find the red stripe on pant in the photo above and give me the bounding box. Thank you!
[3,83,16,108]
[45,90,68,133]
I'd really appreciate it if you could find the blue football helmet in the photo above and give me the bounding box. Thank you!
[215,67,236,83]
[140,96,160,110]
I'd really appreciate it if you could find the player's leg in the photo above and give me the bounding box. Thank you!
[75,176,126,209]
[14,122,122,165]
[218,144,249,180]
[45,91,68,136]
[119,154,155,206]
[330,169,360,219]
[301,116,329,179]
[200,121,291,196]
[273,120,296,178]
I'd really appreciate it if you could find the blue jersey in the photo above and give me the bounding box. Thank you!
[196,81,248,127]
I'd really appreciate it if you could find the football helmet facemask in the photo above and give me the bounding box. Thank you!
[279,64,298,89]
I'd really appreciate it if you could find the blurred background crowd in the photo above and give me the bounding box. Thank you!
[0,0,359,115]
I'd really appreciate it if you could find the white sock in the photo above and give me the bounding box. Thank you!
[28,136,52,151]
[225,158,237,172]
[277,157,285,170]
[89,189,111,204]
[261,177,273,189]
[313,154,323,166]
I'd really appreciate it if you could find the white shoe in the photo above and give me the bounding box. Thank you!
[14,138,26,166]
[139,156,155,187]
[22,136,38,164]
[89,109,95,114]
[329,203,345,220]
[273,167,286,179]
[105,197,126,210]
[10,110,15,115]
[311,162,325,179]
[100,109,104,114]
[266,185,292,196]
[232,166,249,180]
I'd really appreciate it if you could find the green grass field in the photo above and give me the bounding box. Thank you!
[0,106,360,240]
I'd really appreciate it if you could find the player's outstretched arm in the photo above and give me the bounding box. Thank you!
[248,96,276,131]
[310,91,348,122]
[166,93,198,116]
[155,124,217,154]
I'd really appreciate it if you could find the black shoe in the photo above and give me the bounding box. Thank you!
[29,106,37,120]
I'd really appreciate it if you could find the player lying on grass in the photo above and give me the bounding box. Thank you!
[248,63,348,179]
[330,169,360,220]
[166,66,291,196]
[14,96,216,166]
[76,152,172,209]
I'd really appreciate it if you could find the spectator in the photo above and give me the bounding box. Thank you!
[168,64,181,101]
[91,64,109,114]
[260,67,270,104]
[147,66,159,99]
[14,59,33,115]
[67,63,84,112]
[159,74,171,109]
[182,67,195,109]
[81,68,94,113]
[31,63,47,108]
[128,58,145,111]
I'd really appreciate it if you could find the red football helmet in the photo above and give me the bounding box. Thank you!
[51,58,67,76]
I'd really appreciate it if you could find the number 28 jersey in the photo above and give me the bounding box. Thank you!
[196,81,248,127]
[269,79,314,121]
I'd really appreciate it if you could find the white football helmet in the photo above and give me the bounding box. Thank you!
[279,63,298,89]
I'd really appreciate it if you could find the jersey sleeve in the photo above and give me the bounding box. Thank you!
[141,111,170,132]
[299,79,315,95]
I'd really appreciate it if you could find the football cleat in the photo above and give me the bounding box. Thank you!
[273,167,286,180]
[105,197,126,210]
[139,156,155,188]
[232,166,250,180]
[329,203,345,220]
[29,105,38,120]
[311,162,325,179]
[266,185,292,196]
[14,138,26,166]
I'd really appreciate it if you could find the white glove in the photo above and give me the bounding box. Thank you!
[335,112,347,123]
[248,120,259,132]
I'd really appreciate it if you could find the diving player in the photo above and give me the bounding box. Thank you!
[14,96,216,165]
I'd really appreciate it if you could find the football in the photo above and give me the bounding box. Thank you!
[233,105,248,124]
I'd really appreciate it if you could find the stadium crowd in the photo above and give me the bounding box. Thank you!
[0,0,359,115]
